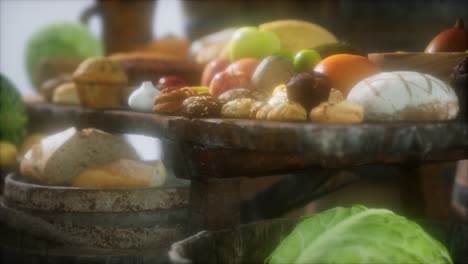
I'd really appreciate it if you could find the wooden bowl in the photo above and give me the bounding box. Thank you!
[368,52,466,82]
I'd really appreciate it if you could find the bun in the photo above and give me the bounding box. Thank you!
[348,71,459,121]
[310,101,364,123]
[267,102,307,121]
[52,82,80,105]
[20,127,139,185]
[72,159,166,188]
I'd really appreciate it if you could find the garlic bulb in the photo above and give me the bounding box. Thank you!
[128,81,160,112]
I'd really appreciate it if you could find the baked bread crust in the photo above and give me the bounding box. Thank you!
[181,96,221,118]
[153,87,196,114]
[20,127,139,185]
[348,71,459,121]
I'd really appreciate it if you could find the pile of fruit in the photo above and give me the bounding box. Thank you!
[148,19,466,122]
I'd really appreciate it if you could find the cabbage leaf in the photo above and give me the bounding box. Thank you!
[267,205,452,264]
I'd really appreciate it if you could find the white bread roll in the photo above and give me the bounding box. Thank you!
[72,159,166,188]
[347,71,459,121]
[20,127,139,185]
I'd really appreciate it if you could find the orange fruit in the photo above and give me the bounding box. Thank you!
[314,54,380,96]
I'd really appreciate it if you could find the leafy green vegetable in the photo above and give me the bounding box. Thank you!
[0,73,27,146]
[267,205,452,264]
[25,22,103,85]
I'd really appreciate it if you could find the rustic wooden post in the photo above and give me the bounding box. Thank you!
[189,178,242,231]
[399,165,426,218]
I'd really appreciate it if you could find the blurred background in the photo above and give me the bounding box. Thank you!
[1,0,467,97]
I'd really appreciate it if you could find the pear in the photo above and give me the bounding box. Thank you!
[259,19,338,53]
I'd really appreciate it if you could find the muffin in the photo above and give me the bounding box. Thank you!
[73,57,128,108]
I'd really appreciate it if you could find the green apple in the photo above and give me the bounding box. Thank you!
[293,49,321,72]
[273,48,294,61]
[230,27,281,61]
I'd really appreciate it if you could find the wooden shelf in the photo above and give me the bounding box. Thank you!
[26,101,468,179]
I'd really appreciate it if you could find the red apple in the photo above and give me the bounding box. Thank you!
[156,76,187,92]
[209,71,250,98]
[201,58,230,86]
[225,58,259,79]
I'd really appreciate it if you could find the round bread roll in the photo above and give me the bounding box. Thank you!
[347,71,459,121]
[52,82,80,105]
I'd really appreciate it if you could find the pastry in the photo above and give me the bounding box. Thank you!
[181,95,222,118]
[128,81,160,112]
[40,74,72,102]
[20,127,139,186]
[73,57,128,109]
[153,87,196,114]
[286,72,331,111]
[72,159,166,188]
[310,101,364,123]
[52,82,80,105]
[266,102,307,121]
[268,84,288,105]
[221,98,256,118]
[250,101,267,119]
[256,104,275,120]
[347,71,459,121]
[328,88,345,104]
[218,88,252,104]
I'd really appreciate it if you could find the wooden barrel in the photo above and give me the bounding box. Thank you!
[169,217,468,264]
[1,173,189,262]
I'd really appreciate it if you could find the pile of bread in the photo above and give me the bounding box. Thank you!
[20,127,166,188]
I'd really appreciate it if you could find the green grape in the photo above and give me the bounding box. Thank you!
[293,49,321,72]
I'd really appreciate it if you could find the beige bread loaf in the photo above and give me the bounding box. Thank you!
[347,71,459,121]
[72,159,167,188]
[20,127,139,185]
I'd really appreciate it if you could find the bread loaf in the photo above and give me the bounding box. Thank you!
[347,71,459,121]
[20,127,139,185]
[72,159,166,188]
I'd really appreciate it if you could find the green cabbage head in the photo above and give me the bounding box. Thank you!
[25,22,103,85]
[267,205,452,264]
